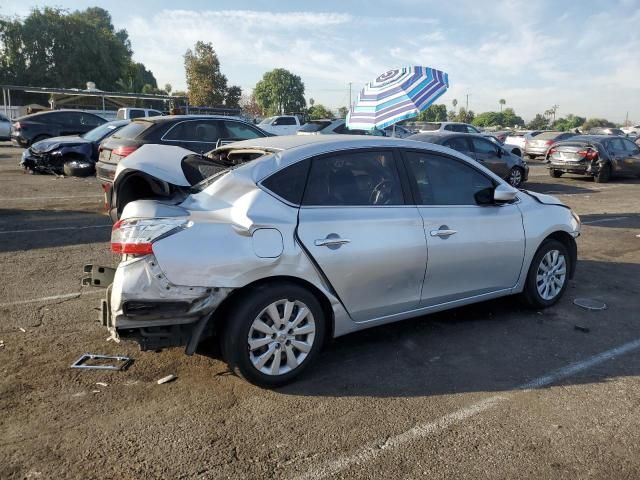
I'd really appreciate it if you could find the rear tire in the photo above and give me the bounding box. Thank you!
[549,169,563,178]
[521,239,570,308]
[221,283,326,387]
[63,159,95,177]
[594,164,611,183]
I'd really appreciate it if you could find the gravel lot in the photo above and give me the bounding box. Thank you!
[1,141,639,479]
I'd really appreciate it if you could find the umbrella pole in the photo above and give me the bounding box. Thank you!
[393,123,396,137]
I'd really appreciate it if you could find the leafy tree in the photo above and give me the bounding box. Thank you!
[582,118,616,130]
[240,92,262,117]
[254,68,306,115]
[453,107,475,124]
[452,99,458,112]
[416,103,448,122]
[184,41,228,106]
[0,7,154,92]
[308,104,333,119]
[225,85,242,108]
[499,98,506,112]
[337,106,349,118]
[502,108,524,127]
[528,113,549,130]
[552,114,586,132]
[309,98,315,107]
[473,109,524,128]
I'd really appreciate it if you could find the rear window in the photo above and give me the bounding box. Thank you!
[536,131,563,140]
[112,121,152,139]
[261,159,310,205]
[421,123,441,131]
[298,121,332,133]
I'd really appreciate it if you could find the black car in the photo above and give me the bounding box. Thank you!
[11,110,107,147]
[546,135,640,183]
[408,132,529,187]
[20,120,129,176]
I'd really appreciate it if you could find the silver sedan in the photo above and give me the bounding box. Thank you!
[96,136,580,387]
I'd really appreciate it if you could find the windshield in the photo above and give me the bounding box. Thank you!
[81,122,122,142]
[259,116,276,125]
[298,121,332,132]
[421,123,441,131]
[112,120,152,139]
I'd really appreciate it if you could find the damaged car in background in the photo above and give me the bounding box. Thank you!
[21,120,129,176]
[84,136,580,387]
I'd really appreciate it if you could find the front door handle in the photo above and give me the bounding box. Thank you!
[430,229,457,238]
[314,234,351,249]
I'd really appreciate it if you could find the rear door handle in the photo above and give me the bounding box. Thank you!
[315,237,351,247]
[430,229,457,238]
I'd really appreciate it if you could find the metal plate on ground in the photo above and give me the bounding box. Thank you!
[573,298,607,311]
[70,353,133,371]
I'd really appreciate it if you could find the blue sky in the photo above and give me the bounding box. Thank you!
[2,0,639,122]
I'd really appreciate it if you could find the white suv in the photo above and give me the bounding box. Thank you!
[419,122,481,134]
[116,108,163,120]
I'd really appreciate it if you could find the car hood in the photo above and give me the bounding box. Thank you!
[31,136,90,153]
[521,189,566,207]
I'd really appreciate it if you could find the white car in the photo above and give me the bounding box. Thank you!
[116,108,163,120]
[383,124,415,138]
[419,122,482,134]
[257,115,303,135]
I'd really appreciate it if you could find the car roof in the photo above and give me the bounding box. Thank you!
[409,131,487,142]
[131,114,241,123]
[104,119,130,127]
[557,135,612,143]
[16,109,104,121]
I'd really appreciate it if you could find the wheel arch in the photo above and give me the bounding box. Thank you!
[540,230,577,279]
[211,275,335,346]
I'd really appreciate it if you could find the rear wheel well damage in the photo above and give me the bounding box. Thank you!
[208,276,335,348]
[541,231,577,278]
[114,171,173,217]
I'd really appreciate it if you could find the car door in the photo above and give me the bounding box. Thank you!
[59,112,85,136]
[621,138,640,175]
[161,119,223,153]
[402,149,525,306]
[297,149,427,322]
[604,138,629,174]
[471,137,508,177]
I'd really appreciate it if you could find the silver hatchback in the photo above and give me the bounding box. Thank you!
[95,136,580,387]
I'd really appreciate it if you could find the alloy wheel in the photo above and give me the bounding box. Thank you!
[247,299,316,376]
[509,168,523,187]
[536,249,567,300]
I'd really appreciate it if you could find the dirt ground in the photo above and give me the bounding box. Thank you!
[0,141,639,479]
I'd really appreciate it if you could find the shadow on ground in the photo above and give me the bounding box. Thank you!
[581,213,640,229]
[200,260,640,398]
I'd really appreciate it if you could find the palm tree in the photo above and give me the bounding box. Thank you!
[452,98,458,113]
[499,98,506,112]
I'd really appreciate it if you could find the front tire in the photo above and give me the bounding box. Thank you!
[594,164,611,183]
[221,283,326,387]
[549,169,563,178]
[521,239,570,308]
[63,159,95,177]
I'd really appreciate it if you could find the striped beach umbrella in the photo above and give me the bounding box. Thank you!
[346,66,449,131]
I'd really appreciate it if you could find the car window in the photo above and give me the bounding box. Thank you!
[129,109,146,119]
[261,159,311,205]
[332,123,348,134]
[303,150,403,206]
[164,120,223,143]
[421,123,441,131]
[466,125,480,133]
[223,120,264,140]
[112,120,153,139]
[404,151,494,205]
[605,138,626,154]
[148,110,163,117]
[443,124,456,132]
[298,121,331,133]
[444,137,473,157]
[275,117,297,126]
[621,138,640,153]
[471,137,499,155]
[80,113,104,127]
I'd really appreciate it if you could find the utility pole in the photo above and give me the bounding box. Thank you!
[348,82,352,112]
[465,93,470,111]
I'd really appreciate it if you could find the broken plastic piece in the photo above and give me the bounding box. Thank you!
[573,298,607,311]
[157,374,177,385]
[70,353,133,371]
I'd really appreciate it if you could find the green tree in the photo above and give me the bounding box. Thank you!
[528,114,549,130]
[416,103,448,122]
[254,68,306,115]
[164,83,172,95]
[337,106,349,118]
[582,118,616,131]
[501,108,524,127]
[0,7,152,91]
[225,85,242,108]
[184,41,228,106]
[453,107,475,124]
[552,114,586,132]
[308,104,333,119]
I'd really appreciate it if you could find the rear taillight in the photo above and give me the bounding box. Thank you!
[112,145,139,157]
[545,140,554,145]
[111,218,191,255]
[577,149,598,161]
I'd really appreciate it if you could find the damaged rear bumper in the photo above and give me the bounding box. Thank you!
[84,257,232,354]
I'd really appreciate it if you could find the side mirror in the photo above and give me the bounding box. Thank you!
[494,183,518,202]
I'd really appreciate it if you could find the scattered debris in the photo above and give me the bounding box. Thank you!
[19,327,26,333]
[96,382,108,387]
[574,325,591,333]
[71,392,87,398]
[573,298,607,311]
[70,353,133,371]
[0,339,4,348]
[157,374,177,385]
[91,390,101,394]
